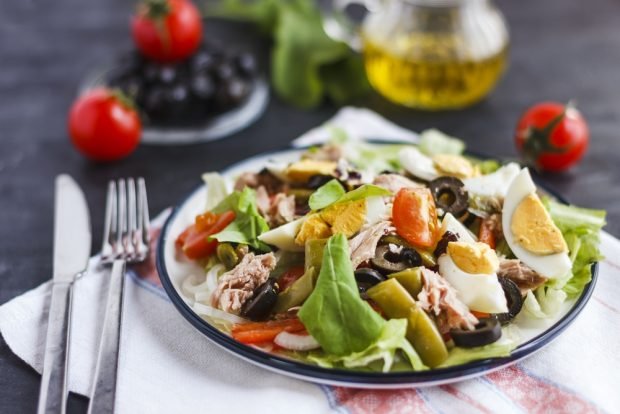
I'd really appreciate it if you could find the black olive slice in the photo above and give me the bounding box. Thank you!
[354,268,386,287]
[433,231,458,257]
[429,177,469,218]
[240,279,278,321]
[401,248,423,267]
[307,174,336,190]
[378,234,410,247]
[371,245,408,275]
[494,277,524,325]
[450,317,502,348]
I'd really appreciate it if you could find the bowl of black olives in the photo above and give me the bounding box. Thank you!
[80,41,269,145]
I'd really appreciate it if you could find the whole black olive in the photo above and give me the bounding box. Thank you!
[450,317,502,348]
[493,277,524,325]
[143,86,167,116]
[234,53,258,78]
[158,65,178,85]
[433,231,458,257]
[213,62,235,81]
[142,62,161,83]
[429,177,469,218]
[240,279,279,321]
[215,78,250,110]
[371,245,408,275]
[190,74,216,101]
[191,51,216,74]
[167,84,189,105]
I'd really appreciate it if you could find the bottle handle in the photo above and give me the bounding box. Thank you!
[323,0,380,52]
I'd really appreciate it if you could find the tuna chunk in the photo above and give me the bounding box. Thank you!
[234,170,287,194]
[256,186,296,227]
[417,268,478,334]
[348,221,393,269]
[302,144,343,162]
[373,174,423,193]
[212,252,277,314]
[498,258,547,295]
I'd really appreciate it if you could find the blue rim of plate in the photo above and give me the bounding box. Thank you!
[156,143,599,386]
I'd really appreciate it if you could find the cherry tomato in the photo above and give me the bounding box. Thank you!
[131,0,203,63]
[515,102,589,172]
[68,88,141,162]
[392,188,439,249]
[176,211,236,260]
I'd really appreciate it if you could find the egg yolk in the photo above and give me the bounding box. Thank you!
[432,154,476,179]
[447,241,499,275]
[510,193,568,255]
[286,160,337,182]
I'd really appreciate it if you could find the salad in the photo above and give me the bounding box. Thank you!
[175,130,606,372]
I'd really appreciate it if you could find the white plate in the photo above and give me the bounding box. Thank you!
[156,146,598,387]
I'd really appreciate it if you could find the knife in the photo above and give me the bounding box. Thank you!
[37,175,91,414]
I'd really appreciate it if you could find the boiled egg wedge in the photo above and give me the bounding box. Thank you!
[438,241,508,313]
[399,147,439,181]
[463,162,520,199]
[258,217,305,252]
[502,168,571,279]
[440,213,477,243]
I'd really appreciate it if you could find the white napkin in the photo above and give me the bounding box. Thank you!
[291,106,419,146]
[1,107,619,414]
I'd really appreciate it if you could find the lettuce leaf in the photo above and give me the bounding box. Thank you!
[210,188,271,251]
[308,181,391,211]
[298,233,385,355]
[203,172,229,211]
[522,288,567,319]
[543,198,606,297]
[439,328,519,367]
[307,319,427,372]
[418,129,465,156]
[308,179,345,210]
[338,184,392,204]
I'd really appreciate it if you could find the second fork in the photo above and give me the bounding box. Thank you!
[88,178,149,414]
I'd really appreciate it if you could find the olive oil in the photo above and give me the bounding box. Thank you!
[363,35,508,110]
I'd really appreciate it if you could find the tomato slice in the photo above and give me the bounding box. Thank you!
[231,318,306,344]
[392,188,439,248]
[478,219,496,249]
[277,266,306,292]
[177,211,236,260]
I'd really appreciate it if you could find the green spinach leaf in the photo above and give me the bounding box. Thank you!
[298,233,385,355]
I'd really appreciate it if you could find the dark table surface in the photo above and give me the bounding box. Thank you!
[1,0,620,412]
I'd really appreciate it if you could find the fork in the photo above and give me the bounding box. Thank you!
[87,178,149,414]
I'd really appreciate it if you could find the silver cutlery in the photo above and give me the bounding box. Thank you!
[88,178,149,414]
[38,175,92,414]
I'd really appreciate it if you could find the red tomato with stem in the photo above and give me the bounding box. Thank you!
[68,88,141,162]
[515,101,589,172]
[131,0,203,63]
[392,188,439,249]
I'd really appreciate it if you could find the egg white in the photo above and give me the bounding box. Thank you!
[365,196,388,225]
[258,217,305,251]
[438,254,508,313]
[501,168,572,279]
[440,213,477,243]
[398,147,439,181]
[463,162,521,198]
